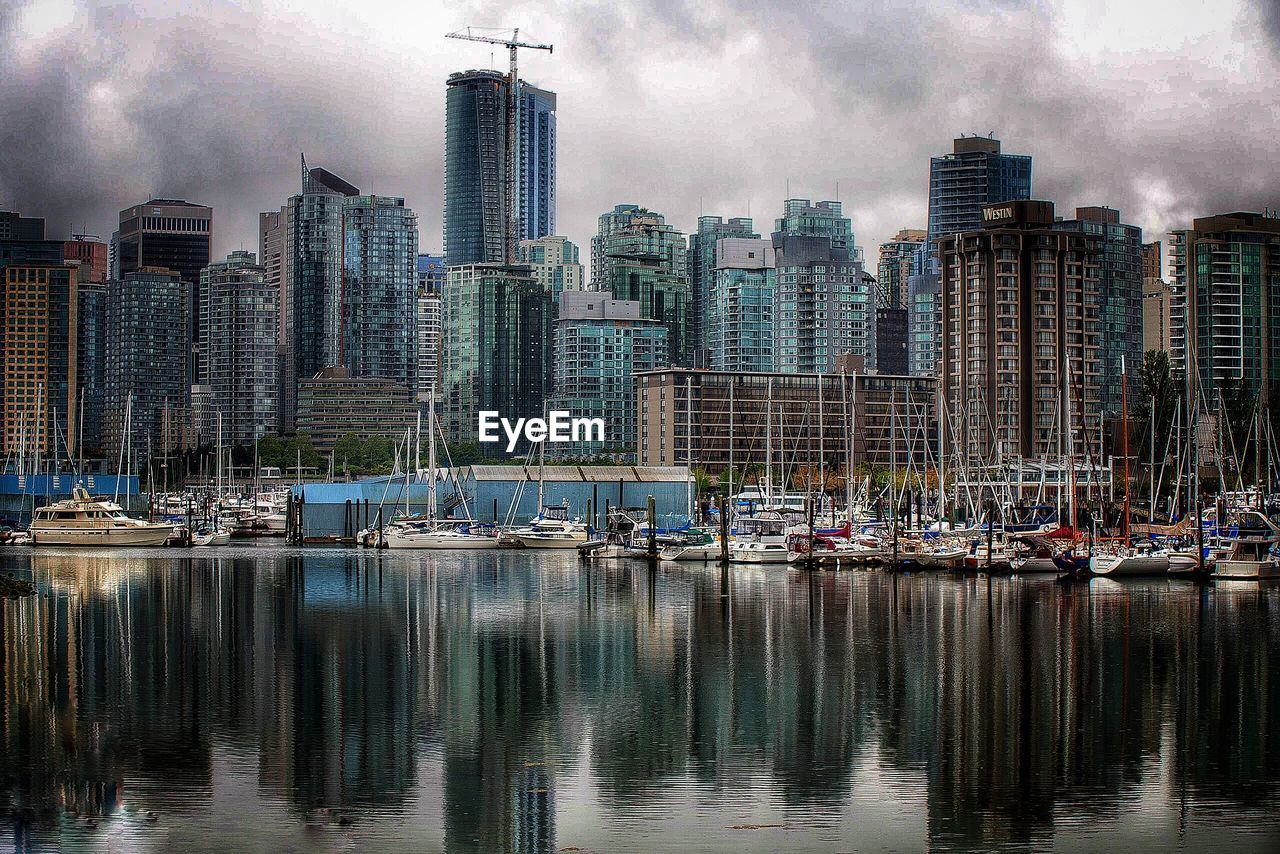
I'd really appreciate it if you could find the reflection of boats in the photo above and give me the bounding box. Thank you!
[29,486,176,546]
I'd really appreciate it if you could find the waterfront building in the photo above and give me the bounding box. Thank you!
[341,194,419,389]
[708,237,774,372]
[596,206,689,364]
[875,307,909,376]
[200,251,279,445]
[276,158,360,432]
[907,270,941,377]
[441,263,552,446]
[635,367,937,474]
[0,263,78,456]
[547,292,668,458]
[771,199,874,374]
[689,215,758,365]
[1141,241,1162,279]
[103,268,191,460]
[114,199,211,377]
[939,200,1103,465]
[417,287,441,403]
[76,281,106,454]
[518,236,584,316]
[1143,277,1174,354]
[445,70,556,265]
[63,237,108,284]
[876,229,926,309]
[1168,212,1280,399]
[296,367,418,453]
[1054,207,1143,417]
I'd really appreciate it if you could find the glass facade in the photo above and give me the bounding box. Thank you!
[517,236,584,319]
[519,85,557,242]
[200,252,279,445]
[103,270,190,459]
[341,195,419,389]
[875,230,926,309]
[76,281,106,454]
[927,138,1032,249]
[688,215,757,365]
[1,264,76,456]
[709,238,774,373]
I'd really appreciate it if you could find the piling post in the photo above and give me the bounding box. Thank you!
[647,495,657,564]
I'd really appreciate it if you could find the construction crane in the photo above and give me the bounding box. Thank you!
[446,27,553,263]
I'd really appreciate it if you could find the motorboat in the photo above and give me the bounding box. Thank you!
[660,528,723,562]
[384,519,500,550]
[730,512,790,564]
[506,505,590,549]
[1214,511,1280,580]
[28,486,177,546]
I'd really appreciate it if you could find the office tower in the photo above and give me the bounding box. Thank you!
[1054,207,1142,416]
[595,205,689,364]
[76,281,106,454]
[0,210,45,240]
[341,194,419,388]
[296,368,417,453]
[876,229,926,308]
[518,236,583,315]
[1141,241,1162,279]
[441,263,552,445]
[417,288,442,403]
[63,237,108,284]
[875,307,909,375]
[1143,277,1174,355]
[277,158,359,432]
[547,292,668,457]
[688,215,758,365]
[0,263,77,455]
[927,136,1033,248]
[708,237,774,372]
[417,253,445,293]
[259,210,286,290]
[939,200,1103,464]
[115,199,212,373]
[103,269,191,459]
[200,251,279,445]
[1168,212,1280,400]
[771,199,873,374]
[444,70,557,265]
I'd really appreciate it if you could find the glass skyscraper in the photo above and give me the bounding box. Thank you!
[708,237,774,372]
[771,199,873,374]
[445,70,556,266]
[688,215,758,366]
[341,195,419,389]
[876,229,926,309]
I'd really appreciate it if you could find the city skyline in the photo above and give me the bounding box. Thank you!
[3,0,1278,276]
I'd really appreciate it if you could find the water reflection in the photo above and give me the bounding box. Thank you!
[2,549,1279,852]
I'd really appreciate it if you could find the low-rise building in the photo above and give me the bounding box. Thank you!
[295,367,417,453]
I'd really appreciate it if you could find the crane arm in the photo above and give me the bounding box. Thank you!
[445,29,553,52]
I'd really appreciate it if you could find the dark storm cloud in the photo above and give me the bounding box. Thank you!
[2,0,1278,265]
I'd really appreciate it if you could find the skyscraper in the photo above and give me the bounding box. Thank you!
[1169,212,1280,401]
[518,236,584,317]
[341,194,419,388]
[939,200,1102,464]
[417,254,445,403]
[444,70,557,265]
[77,281,106,454]
[771,199,873,374]
[0,210,45,240]
[1054,207,1142,417]
[1,263,78,455]
[708,237,774,372]
[876,229,926,308]
[547,292,667,458]
[688,215,758,365]
[595,205,689,364]
[275,158,359,432]
[201,251,279,445]
[103,269,191,459]
[441,263,552,445]
[115,199,212,375]
[63,236,108,284]
[927,136,1032,247]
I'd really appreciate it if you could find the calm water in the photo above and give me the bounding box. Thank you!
[2,546,1279,853]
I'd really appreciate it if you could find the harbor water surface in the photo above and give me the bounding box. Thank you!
[2,546,1279,852]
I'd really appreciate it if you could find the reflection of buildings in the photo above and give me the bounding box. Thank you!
[4,553,1280,851]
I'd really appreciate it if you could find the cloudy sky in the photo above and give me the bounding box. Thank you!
[2,0,1278,274]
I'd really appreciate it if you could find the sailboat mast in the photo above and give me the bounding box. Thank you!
[1121,355,1130,541]
[427,390,437,523]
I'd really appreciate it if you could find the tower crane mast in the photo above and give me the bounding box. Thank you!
[446,27,554,263]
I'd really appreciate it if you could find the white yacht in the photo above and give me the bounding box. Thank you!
[506,505,590,549]
[29,487,177,547]
[1214,511,1280,580]
[1089,541,1170,577]
[384,519,499,550]
[729,513,790,564]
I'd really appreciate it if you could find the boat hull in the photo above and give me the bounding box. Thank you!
[1214,559,1280,580]
[515,534,588,549]
[1090,554,1170,576]
[385,531,499,549]
[31,524,176,547]
[661,544,722,561]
